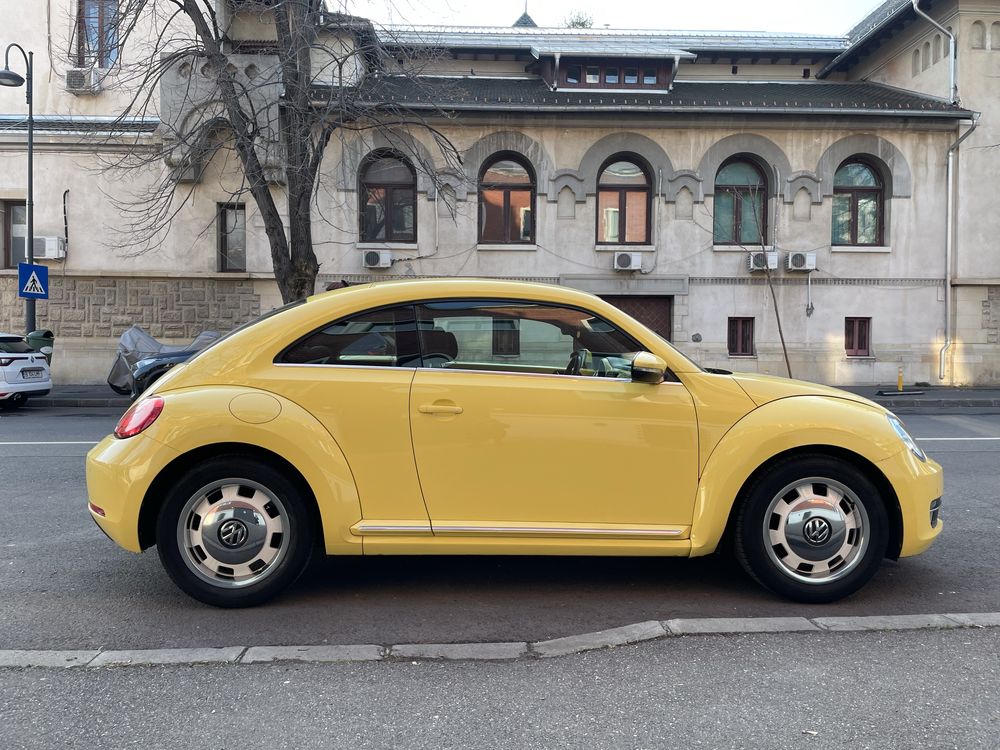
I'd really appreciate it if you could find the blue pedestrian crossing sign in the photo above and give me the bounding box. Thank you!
[18,262,48,300]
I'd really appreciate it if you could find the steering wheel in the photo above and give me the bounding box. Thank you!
[564,348,592,376]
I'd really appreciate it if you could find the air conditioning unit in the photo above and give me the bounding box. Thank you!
[64,68,102,95]
[614,251,642,272]
[747,250,778,272]
[33,236,67,260]
[786,251,817,271]
[362,249,392,269]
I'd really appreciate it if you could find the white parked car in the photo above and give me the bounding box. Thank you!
[0,333,51,410]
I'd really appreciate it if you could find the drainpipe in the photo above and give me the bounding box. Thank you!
[911,0,958,103]
[939,115,979,380]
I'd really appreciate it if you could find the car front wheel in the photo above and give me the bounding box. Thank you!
[734,455,888,603]
[155,457,313,607]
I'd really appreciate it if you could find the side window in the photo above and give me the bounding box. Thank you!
[415,300,641,377]
[281,306,420,367]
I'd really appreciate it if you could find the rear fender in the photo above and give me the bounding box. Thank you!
[141,386,362,554]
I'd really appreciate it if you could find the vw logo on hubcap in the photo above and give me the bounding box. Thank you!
[218,519,249,549]
[802,516,832,546]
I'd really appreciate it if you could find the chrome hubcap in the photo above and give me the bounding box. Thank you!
[177,479,288,589]
[764,477,869,584]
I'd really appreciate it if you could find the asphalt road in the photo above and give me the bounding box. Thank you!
[2,629,998,749]
[0,406,998,649]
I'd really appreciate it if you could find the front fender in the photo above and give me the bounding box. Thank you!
[689,396,902,556]
[141,386,363,554]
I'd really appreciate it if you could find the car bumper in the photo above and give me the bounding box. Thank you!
[878,448,944,558]
[86,433,179,553]
[0,380,51,398]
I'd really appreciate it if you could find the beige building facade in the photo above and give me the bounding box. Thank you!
[0,0,996,385]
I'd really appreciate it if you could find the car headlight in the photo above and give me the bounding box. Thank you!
[887,414,926,462]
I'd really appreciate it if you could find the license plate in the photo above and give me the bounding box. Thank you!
[21,368,43,380]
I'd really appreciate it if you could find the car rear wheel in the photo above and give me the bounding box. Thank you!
[0,393,27,411]
[734,455,888,603]
[155,457,313,607]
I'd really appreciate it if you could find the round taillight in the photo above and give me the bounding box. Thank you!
[114,396,164,439]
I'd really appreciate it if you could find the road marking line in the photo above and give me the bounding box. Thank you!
[0,441,98,445]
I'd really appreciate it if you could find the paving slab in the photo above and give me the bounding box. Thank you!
[88,647,245,667]
[664,617,819,635]
[531,620,666,658]
[0,650,99,669]
[812,614,961,632]
[390,642,527,660]
[241,645,383,663]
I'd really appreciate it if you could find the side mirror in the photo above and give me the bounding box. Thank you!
[631,351,667,384]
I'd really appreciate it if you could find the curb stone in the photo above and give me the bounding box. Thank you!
[0,613,997,669]
[242,645,384,664]
[390,642,527,660]
[664,617,818,635]
[0,650,99,668]
[532,620,667,658]
[88,647,246,667]
[812,614,963,632]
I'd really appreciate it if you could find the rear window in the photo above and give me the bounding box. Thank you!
[0,339,33,353]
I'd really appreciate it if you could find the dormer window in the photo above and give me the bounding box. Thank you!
[559,59,671,89]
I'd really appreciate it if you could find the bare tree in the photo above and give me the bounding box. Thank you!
[704,171,792,377]
[85,0,460,302]
[563,12,594,29]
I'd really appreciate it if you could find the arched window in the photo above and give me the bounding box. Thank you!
[478,153,535,244]
[933,35,942,62]
[991,22,1000,50]
[832,160,883,246]
[596,156,651,244]
[922,41,930,69]
[713,158,768,245]
[912,48,921,76]
[359,152,416,242]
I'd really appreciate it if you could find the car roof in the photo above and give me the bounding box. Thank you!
[306,277,596,308]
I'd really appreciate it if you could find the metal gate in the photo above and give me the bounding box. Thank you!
[600,295,673,342]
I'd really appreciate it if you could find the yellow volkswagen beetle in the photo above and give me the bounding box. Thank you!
[86,279,942,607]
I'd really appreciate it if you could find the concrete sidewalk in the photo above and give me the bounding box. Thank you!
[26,383,1000,410]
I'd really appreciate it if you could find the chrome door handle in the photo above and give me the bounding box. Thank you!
[418,404,464,415]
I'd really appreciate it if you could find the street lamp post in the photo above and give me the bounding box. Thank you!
[0,44,34,334]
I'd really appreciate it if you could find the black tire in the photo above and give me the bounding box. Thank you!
[734,455,888,603]
[155,456,314,607]
[0,393,26,411]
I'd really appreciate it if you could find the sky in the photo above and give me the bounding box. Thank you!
[337,0,888,35]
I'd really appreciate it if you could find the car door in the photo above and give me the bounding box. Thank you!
[408,299,699,536]
[265,304,431,531]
